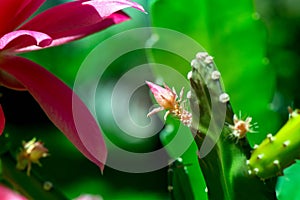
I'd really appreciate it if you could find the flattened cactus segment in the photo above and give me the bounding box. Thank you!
[188,52,276,200]
[188,52,233,139]
[248,109,300,179]
[188,52,235,200]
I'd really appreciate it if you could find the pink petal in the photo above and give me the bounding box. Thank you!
[0,69,26,90]
[0,0,45,36]
[18,0,144,51]
[81,0,145,16]
[17,12,129,52]
[0,184,27,200]
[0,30,52,52]
[145,81,176,105]
[0,105,5,135]
[0,56,107,171]
[146,81,172,96]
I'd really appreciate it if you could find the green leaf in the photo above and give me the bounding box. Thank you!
[276,160,300,200]
[150,0,280,146]
[1,153,68,200]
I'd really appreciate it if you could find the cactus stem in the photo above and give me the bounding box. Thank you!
[283,140,290,147]
[257,154,264,160]
[267,133,275,143]
[219,93,230,103]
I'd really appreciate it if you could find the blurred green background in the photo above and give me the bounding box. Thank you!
[1,0,300,199]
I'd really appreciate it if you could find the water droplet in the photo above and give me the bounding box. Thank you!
[211,70,221,80]
[219,93,230,103]
[43,181,53,191]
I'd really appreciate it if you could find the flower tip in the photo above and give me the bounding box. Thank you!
[131,1,146,13]
[145,81,164,97]
[38,38,53,48]
[99,164,105,174]
[145,80,156,89]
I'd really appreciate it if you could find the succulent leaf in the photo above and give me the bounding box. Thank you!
[189,52,276,200]
[248,109,300,179]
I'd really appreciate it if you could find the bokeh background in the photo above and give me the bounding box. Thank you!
[1,0,300,199]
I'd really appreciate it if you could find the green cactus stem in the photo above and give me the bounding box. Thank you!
[160,123,208,200]
[188,52,276,200]
[1,152,68,199]
[248,109,300,180]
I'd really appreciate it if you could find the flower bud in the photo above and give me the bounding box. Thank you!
[146,81,176,109]
[16,138,48,175]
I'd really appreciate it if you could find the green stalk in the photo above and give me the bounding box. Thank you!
[1,153,68,200]
[160,122,208,200]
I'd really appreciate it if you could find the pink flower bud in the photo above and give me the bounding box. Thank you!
[145,81,176,110]
[146,81,192,126]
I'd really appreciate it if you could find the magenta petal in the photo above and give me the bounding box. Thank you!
[0,30,52,52]
[0,69,26,91]
[0,56,107,171]
[19,0,144,50]
[17,12,130,52]
[81,0,145,16]
[0,0,45,36]
[0,105,5,135]
[145,81,176,105]
[0,184,27,200]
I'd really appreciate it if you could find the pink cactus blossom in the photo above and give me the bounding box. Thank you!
[146,81,177,111]
[146,81,192,127]
[0,0,144,172]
